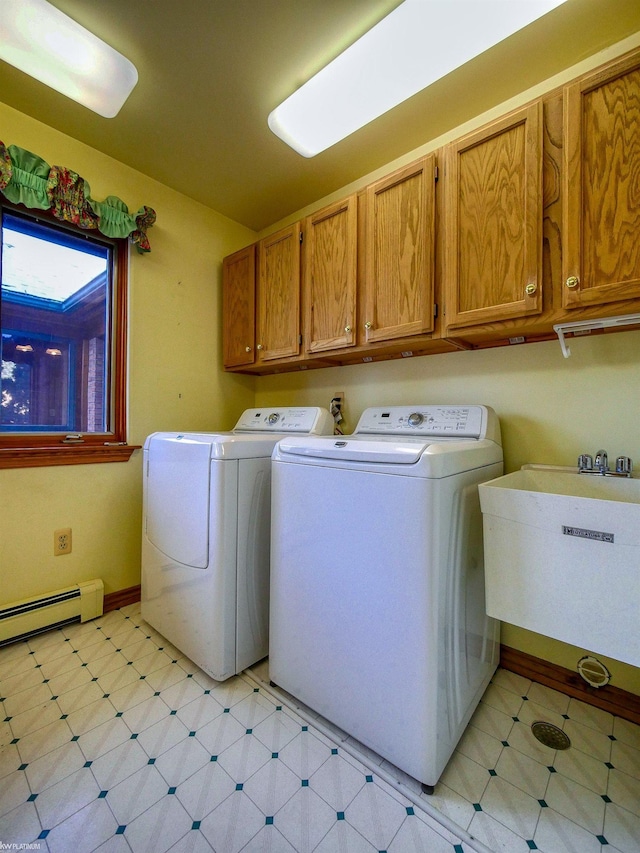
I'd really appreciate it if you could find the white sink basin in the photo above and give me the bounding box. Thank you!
[487,466,640,503]
[479,467,640,667]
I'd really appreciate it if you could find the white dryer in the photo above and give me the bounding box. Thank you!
[269,405,503,792]
[141,407,333,681]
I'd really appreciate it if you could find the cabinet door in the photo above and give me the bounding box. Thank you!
[444,103,543,329]
[363,155,436,343]
[257,224,301,361]
[222,244,255,368]
[303,196,357,353]
[563,53,640,309]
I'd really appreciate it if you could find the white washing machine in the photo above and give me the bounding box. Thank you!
[269,405,503,792]
[141,407,333,681]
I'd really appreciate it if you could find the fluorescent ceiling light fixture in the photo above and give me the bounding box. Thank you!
[0,0,138,117]
[269,0,568,157]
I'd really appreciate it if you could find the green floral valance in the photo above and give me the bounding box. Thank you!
[0,141,156,252]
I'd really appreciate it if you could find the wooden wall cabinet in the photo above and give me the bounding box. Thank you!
[443,103,544,332]
[362,155,437,343]
[563,51,640,311]
[222,224,304,372]
[222,243,255,368]
[303,196,358,354]
[256,223,301,363]
[301,156,453,366]
[300,159,447,366]
[223,46,640,374]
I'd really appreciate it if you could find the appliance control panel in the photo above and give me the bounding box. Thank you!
[233,407,333,434]
[354,406,487,438]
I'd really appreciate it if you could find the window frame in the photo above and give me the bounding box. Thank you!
[0,201,138,469]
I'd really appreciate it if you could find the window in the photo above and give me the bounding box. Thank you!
[0,204,135,468]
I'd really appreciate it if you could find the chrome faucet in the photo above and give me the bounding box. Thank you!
[578,450,633,477]
[594,449,608,474]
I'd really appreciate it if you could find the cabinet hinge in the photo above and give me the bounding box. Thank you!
[433,303,438,318]
[434,165,439,183]
[298,334,303,345]
[299,231,304,244]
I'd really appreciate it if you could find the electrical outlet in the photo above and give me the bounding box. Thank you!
[54,528,72,556]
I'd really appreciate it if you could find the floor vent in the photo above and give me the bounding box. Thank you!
[0,579,104,645]
[531,721,571,750]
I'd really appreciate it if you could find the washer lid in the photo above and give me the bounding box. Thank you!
[274,433,503,476]
[277,436,431,464]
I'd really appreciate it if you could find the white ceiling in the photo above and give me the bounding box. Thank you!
[2,0,640,232]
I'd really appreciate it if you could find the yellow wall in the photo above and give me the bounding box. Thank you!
[0,101,257,605]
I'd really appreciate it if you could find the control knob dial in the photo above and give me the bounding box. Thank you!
[267,413,280,425]
[407,412,424,427]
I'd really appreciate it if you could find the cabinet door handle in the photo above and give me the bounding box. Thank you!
[364,321,372,330]
[256,343,263,351]
[525,282,537,296]
[245,346,252,352]
[566,276,579,289]
[344,325,352,333]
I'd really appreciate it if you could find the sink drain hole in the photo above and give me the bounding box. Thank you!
[531,721,571,750]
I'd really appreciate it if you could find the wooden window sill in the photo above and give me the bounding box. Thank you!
[0,444,141,469]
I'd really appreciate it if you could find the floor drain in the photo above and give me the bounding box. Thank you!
[531,721,571,750]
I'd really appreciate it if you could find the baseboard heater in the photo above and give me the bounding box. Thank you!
[0,579,104,645]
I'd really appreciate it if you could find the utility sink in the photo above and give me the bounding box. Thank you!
[479,467,640,668]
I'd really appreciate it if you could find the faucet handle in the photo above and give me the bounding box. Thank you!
[578,454,593,471]
[616,456,633,476]
[594,449,608,471]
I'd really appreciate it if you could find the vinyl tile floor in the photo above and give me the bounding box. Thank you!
[0,603,637,853]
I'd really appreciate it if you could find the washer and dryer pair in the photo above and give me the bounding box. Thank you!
[142,402,503,792]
